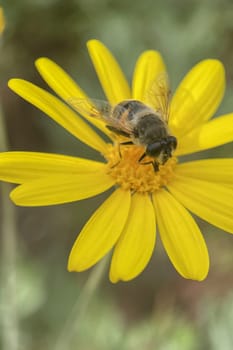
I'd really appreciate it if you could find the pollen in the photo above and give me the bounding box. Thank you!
[104,144,177,194]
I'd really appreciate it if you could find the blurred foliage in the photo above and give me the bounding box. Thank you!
[0,0,233,349]
[2,256,233,350]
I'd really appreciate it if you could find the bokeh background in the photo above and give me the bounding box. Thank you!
[1,0,233,349]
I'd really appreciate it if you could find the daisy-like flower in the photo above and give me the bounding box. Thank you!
[2,40,233,283]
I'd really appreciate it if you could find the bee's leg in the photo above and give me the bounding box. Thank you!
[118,141,134,159]
[120,141,134,147]
[152,161,160,172]
[106,125,132,164]
[120,141,134,145]
[110,141,134,169]
[140,160,160,172]
[138,152,146,163]
[138,153,160,172]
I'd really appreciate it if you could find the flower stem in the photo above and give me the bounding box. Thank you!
[0,105,19,350]
[53,255,110,350]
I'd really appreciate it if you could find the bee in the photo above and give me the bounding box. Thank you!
[69,74,177,171]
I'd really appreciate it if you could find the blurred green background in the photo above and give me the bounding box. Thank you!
[1,0,233,349]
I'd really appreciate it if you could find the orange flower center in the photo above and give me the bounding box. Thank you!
[104,144,177,194]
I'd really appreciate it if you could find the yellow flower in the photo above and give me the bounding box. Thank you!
[2,40,233,282]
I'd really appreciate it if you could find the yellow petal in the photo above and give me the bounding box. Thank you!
[0,151,104,183]
[176,159,233,186]
[153,189,209,281]
[177,113,233,156]
[35,58,111,137]
[35,58,88,102]
[168,175,233,234]
[170,59,225,137]
[109,193,156,283]
[132,50,166,105]
[68,188,131,271]
[87,40,131,105]
[8,79,107,153]
[10,168,115,206]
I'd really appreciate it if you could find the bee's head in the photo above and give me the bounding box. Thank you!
[146,136,177,162]
[146,141,163,158]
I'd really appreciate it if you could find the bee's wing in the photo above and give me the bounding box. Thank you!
[67,97,110,119]
[146,72,171,123]
[67,98,133,136]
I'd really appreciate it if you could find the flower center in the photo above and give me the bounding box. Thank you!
[104,144,177,194]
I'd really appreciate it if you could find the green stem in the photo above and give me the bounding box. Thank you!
[53,255,110,350]
[0,105,19,350]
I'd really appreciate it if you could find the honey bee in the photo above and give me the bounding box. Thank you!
[69,74,177,171]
